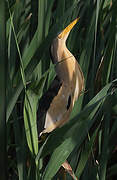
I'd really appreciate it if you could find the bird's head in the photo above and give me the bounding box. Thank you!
[57,17,80,42]
[51,18,79,63]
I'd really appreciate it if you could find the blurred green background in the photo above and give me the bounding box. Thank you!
[1,0,117,179]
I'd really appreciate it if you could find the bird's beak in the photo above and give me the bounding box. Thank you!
[58,17,80,39]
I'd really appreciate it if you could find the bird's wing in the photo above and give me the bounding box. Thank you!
[42,83,73,133]
[37,76,62,134]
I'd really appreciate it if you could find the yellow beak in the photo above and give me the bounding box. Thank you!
[58,17,80,39]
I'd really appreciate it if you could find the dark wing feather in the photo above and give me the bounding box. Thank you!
[37,76,62,134]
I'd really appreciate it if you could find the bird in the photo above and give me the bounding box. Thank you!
[37,18,84,135]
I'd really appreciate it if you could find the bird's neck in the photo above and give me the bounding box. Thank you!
[51,39,67,63]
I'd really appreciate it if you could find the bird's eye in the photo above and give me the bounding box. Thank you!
[57,30,62,36]
[67,95,71,110]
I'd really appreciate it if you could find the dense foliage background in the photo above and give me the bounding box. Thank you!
[0,0,117,179]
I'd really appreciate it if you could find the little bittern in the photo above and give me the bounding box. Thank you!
[38,18,84,135]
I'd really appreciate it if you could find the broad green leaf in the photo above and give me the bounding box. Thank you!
[75,126,100,178]
[24,90,38,156]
